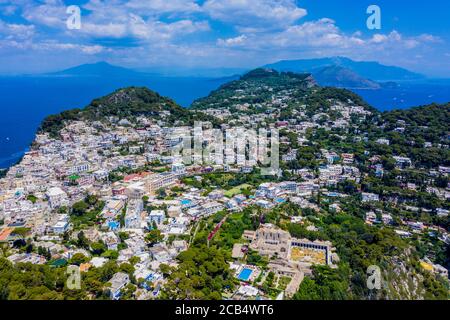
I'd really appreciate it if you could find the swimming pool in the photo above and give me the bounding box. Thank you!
[181,199,192,205]
[238,268,253,281]
[108,221,120,230]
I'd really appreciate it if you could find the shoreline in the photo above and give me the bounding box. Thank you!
[0,148,29,170]
[0,81,449,171]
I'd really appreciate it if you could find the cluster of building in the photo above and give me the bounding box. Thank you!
[0,76,448,300]
[230,224,338,299]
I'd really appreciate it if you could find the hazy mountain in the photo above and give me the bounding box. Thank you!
[265,57,424,81]
[47,62,245,79]
[49,62,147,77]
[137,66,248,78]
[312,65,381,89]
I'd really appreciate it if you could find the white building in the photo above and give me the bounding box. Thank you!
[125,199,143,229]
[52,220,69,234]
[46,187,69,209]
[148,210,165,226]
[171,163,186,177]
[108,272,130,300]
[202,201,224,216]
[362,192,380,202]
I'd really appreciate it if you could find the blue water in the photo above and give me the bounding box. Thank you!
[0,75,231,168]
[0,76,449,169]
[238,268,253,281]
[351,79,450,112]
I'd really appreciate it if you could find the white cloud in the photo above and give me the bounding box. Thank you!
[79,22,128,38]
[66,1,210,42]
[415,34,442,43]
[370,34,387,44]
[0,4,18,16]
[78,15,209,41]
[216,19,442,57]
[21,0,67,28]
[368,31,441,49]
[125,0,201,14]
[217,19,365,51]
[0,19,35,40]
[15,0,209,42]
[0,37,107,56]
[0,0,446,76]
[203,0,307,31]
[80,45,105,54]
[217,34,247,47]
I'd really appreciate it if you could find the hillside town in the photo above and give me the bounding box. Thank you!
[0,70,448,300]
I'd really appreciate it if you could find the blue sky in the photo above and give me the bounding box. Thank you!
[0,0,449,76]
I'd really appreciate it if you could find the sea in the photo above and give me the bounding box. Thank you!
[0,76,449,169]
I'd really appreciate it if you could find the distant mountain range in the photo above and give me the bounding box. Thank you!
[264,57,425,89]
[45,57,424,90]
[311,65,380,89]
[265,57,424,81]
[49,62,245,79]
[137,66,247,78]
[49,61,147,77]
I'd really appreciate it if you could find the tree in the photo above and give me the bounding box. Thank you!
[435,175,449,188]
[118,232,129,242]
[120,283,136,300]
[77,231,90,249]
[58,206,68,214]
[69,253,89,266]
[292,277,321,300]
[156,188,167,199]
[145,230,163,246]
[162,245,234,300]
[0,257,86,300]
[37,246,51,260]
[12,227,29,239]
[26,194,37,204]
[293,266,350,300]
[0,243,10,258]
[72,201,88,216]
[119,263,135,278]
[128,256,141,266]
[339,180,359,195]
[91,241,107,255]
[101,250,119,260]
[159,264,172,277]
[247,250,267,267]
[85,194,99,206]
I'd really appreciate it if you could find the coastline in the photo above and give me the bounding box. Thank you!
[0,147,30,170]
[1,75,449,171]
[1,80,450,171]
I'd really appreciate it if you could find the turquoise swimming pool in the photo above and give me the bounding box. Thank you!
[181,199,191,205]
[238,268,253,281]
